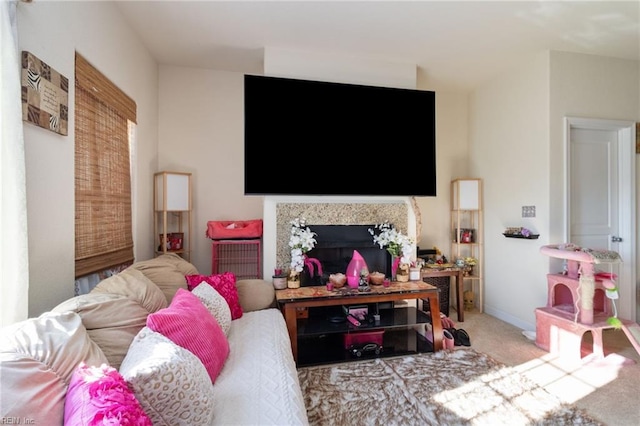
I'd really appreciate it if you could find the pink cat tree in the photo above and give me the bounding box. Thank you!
[537,244,640,364]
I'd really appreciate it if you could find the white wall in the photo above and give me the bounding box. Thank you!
[17,1,159,316]
[414,91,469,251]
[469,51,551,330]
[470,51,639,331]
[548,51,639,241]
[158,66,263,274]
[549,51,639,323]
[264,47,417,89]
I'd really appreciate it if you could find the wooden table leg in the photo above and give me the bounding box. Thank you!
[283,306,298,363]
[455,270,464,322]
[429,295,443,351]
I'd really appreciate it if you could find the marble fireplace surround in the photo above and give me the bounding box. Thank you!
[262,196,417,278]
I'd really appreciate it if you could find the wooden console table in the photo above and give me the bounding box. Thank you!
[421,267,465,322]
[276,281,443,364]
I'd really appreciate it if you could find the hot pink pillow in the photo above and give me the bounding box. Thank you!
[64,362,151,426]
[146,288,230,383]
[186,272,243,320]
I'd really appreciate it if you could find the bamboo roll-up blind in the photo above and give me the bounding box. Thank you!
[75,52,136,278]
[75,54,136,123]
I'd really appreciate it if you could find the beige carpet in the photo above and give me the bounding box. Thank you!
[456,310,640,425]
[298,348,603,426]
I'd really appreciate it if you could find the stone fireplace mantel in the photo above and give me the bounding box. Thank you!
[262,196,417,278]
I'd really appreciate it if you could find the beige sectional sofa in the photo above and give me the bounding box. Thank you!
[0,253,308,425]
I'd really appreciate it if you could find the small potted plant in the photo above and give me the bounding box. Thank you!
[464,257,477,276]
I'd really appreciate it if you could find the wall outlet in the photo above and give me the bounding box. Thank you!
[522,206,536,218]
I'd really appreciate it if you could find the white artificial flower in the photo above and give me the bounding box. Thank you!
[289,217,317,273]
[368,221,414,264]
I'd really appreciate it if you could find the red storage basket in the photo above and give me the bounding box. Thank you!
[206,219,263,240]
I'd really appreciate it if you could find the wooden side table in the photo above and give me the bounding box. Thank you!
[421,268,465,322]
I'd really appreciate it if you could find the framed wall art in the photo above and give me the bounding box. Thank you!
[21,51,69,136]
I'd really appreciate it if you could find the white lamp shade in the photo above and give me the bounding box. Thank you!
[453,179,480,210]
[155,172,190,211]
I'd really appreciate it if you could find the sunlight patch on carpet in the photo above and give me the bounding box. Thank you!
[512,351,625,404]
[432,364,575,423]
[298,348,604,426]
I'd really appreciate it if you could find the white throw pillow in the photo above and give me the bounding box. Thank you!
[0,312,108,425]
[119,327,214,426]
[192,282,232,336]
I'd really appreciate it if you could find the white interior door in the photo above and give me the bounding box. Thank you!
[570,128,619,249]
[566,117,636,322]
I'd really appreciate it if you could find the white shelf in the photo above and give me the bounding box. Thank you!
[451,178,483,313]
[154,171,192,261]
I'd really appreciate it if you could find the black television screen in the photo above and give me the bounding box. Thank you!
[244,75,436,196]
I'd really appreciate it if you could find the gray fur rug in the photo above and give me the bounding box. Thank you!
[297,348,603,426]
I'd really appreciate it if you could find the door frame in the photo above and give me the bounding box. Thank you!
[564,117,637,322]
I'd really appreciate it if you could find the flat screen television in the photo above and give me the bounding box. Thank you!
[244,74,436,196]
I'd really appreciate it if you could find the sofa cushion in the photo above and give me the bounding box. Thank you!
[128,253,199,303]
[91,267,167,313]
[52,293,149,369]
[192,283,232,336]
[0,312,108,425]
[64,362,151,425]
[120,327,214,425]
[236,279,277,312]
[186,272,243,319]
[146,288,229,383]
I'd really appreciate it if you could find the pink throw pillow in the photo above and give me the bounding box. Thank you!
[64,362,151,426]
[186,272,243,320]
[146,288,230,383]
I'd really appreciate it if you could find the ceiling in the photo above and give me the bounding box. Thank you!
[115,1,640,92]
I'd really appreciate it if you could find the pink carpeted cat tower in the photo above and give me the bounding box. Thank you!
[536,244,640,364]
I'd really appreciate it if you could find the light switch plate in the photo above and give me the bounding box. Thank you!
[522,206,536,218]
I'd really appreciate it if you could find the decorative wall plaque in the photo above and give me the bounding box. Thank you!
[21,51,68,135]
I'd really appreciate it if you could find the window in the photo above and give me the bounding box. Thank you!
[74,53,136,278]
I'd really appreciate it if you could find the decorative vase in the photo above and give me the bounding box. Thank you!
[390,255,400,281]
[396,263,410,282]
[287,272,301,289]
[346,250,369,288]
